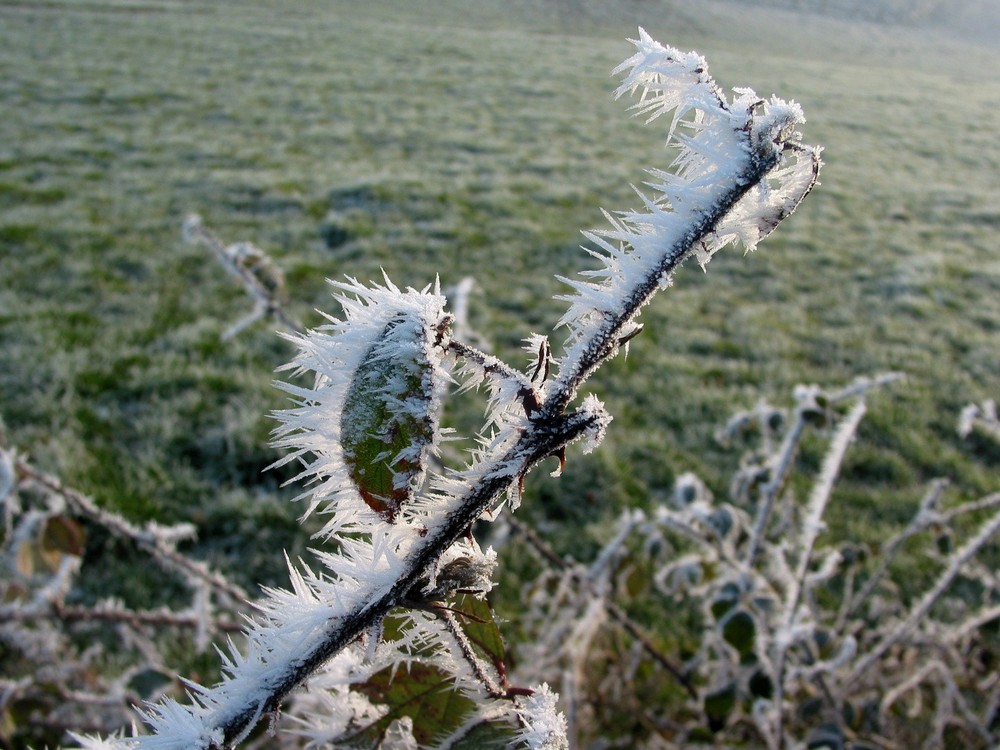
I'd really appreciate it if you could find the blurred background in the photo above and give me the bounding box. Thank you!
[1,0,998,742]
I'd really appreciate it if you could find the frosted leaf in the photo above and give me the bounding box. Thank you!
[672,471,713,509]
[270,274,452,530]
[103,278,456,750]
[340,313,443,521]
[655,554,707,596]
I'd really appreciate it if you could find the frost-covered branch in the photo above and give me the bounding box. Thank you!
[743,375,900,567]
[16,455,248,606]
[846,477,950,618]
[549,29,820,412]
[674,384,997,748]
[0,445,250,744]
[182,213,302,339]
[82,29,821,749]
[503,510,695,697]
[846,506,1000,688]
[771,399,865,746]
[0,601,242,632]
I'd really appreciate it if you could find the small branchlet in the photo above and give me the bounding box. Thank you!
[959,399,1000,443]
[183,213,302,339]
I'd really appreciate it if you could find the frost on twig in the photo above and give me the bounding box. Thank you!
[183,213,302,339]
[552,28,820,407]
[16,455,247,606]
[959,399,1000,443]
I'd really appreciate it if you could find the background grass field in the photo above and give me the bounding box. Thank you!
[2,0,999,740]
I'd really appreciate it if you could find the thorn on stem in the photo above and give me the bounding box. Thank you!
[618,324,644,347]
[530,338,551,384]
[548,447,567,478]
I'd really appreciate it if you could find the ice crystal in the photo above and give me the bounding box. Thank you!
[514,684,569,750]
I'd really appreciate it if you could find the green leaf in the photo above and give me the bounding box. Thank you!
[707,507,734,538]
[450,719,521,749]
[704,682,737,732]
[355,661,477,746]
[342,314,441,522]
[936,530,952,555]
[452,594,507,682]
[749,669,774,700]
[722,609,756,659]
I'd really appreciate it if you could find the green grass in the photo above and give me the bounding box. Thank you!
[1,0,999,742]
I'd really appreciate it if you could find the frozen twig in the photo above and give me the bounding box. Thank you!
[182,213,302,339]
[772,400,865,747]
[0,601,242,632]
[16,456,248,606]
[504,510,696,697]
[958,399,1000,442]
[847,478,949,618]
[846,506,1000,687]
